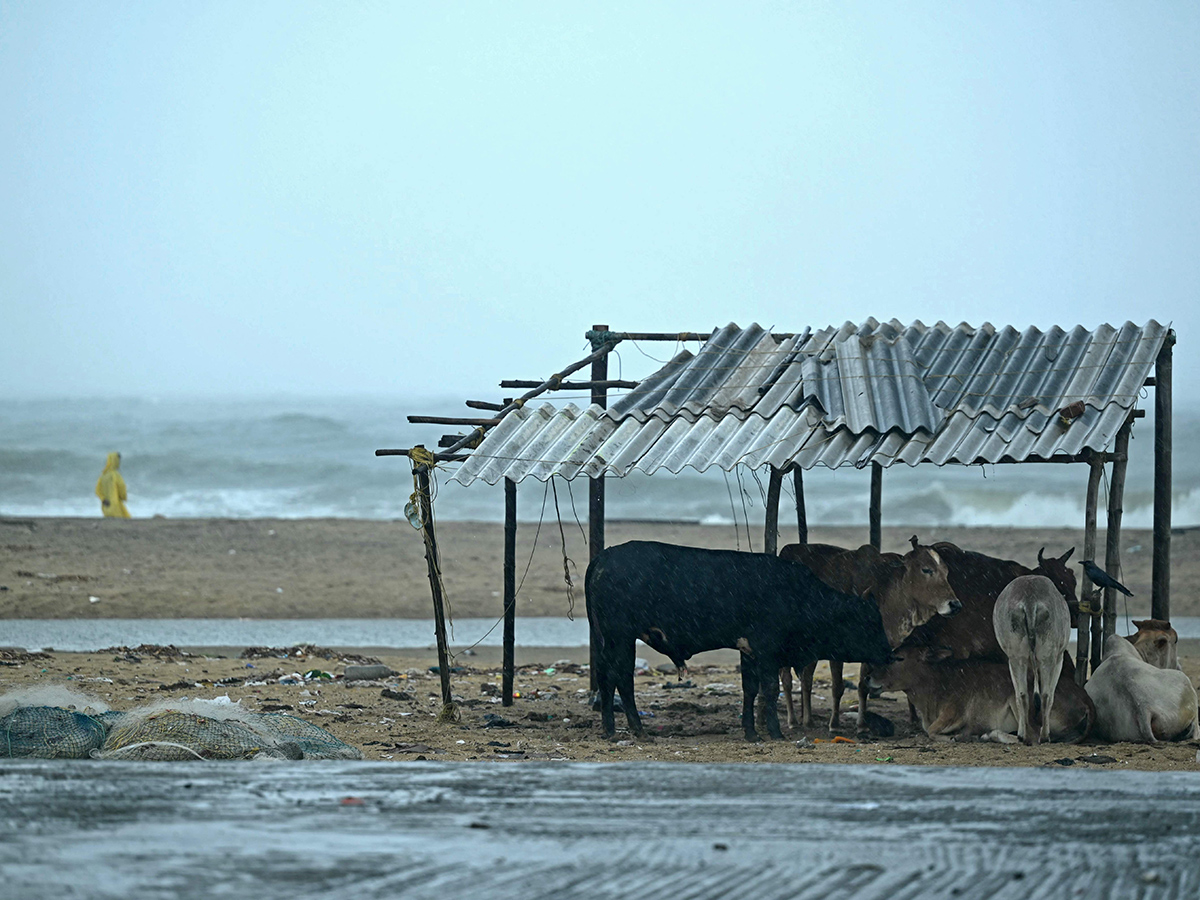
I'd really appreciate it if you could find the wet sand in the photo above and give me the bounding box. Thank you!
[3,517,1199,769]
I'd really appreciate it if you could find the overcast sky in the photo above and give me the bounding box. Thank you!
[3,3,1197,401]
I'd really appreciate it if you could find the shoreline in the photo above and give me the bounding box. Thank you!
[3,516,1195,620]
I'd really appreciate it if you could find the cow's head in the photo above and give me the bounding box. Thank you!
[1127,618,1179,670]
[877,543,961,648]
[866,647,935,693]
[1035,546,1079,625]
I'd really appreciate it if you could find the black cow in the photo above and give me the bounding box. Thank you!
[585,541,894,742]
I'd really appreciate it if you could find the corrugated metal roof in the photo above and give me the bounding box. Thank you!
[449,319,1169,486]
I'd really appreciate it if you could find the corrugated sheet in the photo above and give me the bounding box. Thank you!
[449,319,1168,485]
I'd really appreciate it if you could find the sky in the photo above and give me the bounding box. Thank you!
[2,2,1198,401]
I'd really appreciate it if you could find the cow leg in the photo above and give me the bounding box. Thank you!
[760,665,784,740]
[781,667,796,730]
[1036,654,1064,744]
[856,663,872,736]
[740,658,762,742]
[800,662,816,728]
[1006,657,1031,744]
[614,640,644,737]
[829,662,844,730]
[596,642,618,738]
[909,700,919,724]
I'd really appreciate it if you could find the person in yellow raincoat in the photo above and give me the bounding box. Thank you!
[95,452,131,518]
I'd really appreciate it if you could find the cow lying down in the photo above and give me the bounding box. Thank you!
[1085,635,1199,743]
[1127,619,1182,670]
[586,541,894,742]
[869,649,1094,743]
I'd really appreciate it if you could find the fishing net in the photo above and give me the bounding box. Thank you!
[96,711,302,761]
[0,706,109,759]
[251,713,363,760]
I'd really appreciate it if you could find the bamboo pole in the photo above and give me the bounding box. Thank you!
[1152,330,1174,621]
[502,478,517,706]
[413,450,453,708]
[1102,419,1133,657]
[764,466,783,555]
[588,324,610,692]
[793,466,808,545]
[1076,454,1103,684]
[869,463,883,550]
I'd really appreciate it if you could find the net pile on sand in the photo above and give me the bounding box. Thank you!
[0,689,361,761]
[97,710,303,761]
[1,706,108,759]
[252,712,363,760]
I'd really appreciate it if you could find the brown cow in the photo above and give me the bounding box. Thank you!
[778,541,960,733]
[905,542,1079,662]
[1126,619,1181,670]
[870,648,1094,743]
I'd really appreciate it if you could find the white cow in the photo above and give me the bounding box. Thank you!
[1085,634,1199,743]
[992,574,1071,744]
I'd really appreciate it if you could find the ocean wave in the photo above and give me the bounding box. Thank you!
[3,397,1199,526]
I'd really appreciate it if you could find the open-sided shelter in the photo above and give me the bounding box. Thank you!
[381,319,1175,704]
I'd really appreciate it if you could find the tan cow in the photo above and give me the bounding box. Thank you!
[1085,634,1198,743]
[1126,619,1181,670]
[869,649,1094,743]
[777,540,960,734]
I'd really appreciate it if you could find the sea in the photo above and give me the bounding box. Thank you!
[2,396,1199,529]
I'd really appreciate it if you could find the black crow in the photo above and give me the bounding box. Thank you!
[1078,560,1134,596]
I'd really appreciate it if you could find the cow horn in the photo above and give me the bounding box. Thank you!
[1059,547,1075,562]
[909,535,919,551]
[1038,546,1047,565]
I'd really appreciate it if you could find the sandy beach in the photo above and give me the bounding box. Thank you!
[3,517,1200,770]
[1,517,1192,619]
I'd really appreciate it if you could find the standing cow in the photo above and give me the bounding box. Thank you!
[992,575,1072,744]
[585,541,894,742]
[777,541,961,734]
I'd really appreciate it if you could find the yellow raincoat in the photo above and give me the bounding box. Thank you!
[95,452,130,518]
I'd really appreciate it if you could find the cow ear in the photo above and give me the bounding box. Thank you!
[1038,546,1047,565]
[1059,547,1075,563]
[909,534,920,551]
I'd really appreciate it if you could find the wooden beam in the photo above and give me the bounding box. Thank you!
[407,415,500,426]
[375,448,468,462]
[499,379,639,390]
[1102,420,1133,657]
[1076,454,1103,684]
[764,466,783,555]
[869,463,882,550]
[413,450,453,708]
[793,466,808,545]
[1153,331,1174,621]
[465,399,506,411]
[502,478,517,706]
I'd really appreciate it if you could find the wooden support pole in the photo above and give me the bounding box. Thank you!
[1153,331,1174,621]
[793,466,808,545]
[1101,420,1132,657]
[764,466,783,555]
[1076,454,1103,684]
[869,463,883,550]
[502,478,517,706]
[413,451,453,707]
[588,324,610,691]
